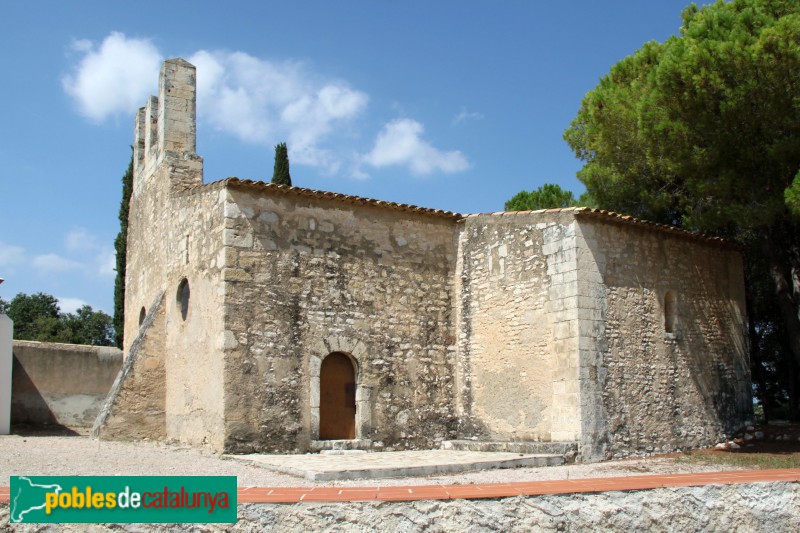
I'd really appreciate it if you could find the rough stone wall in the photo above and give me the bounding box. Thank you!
[124,58,225,451]
[10,340,121,429]
[93,293,166,441]
[117,57,752,458]
[162,186,227,450]
[124,181,227,450]
[3,482,798,531]
[454,211,581,443]
[220,186,459,453]
[575,217,751,460]
[124,58,203,356]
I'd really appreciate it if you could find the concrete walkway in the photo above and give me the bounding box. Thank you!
[227,450,563,481]
[1,469,798,503]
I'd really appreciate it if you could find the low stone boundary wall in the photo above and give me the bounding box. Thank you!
[11,340,122,429]
[239,482,799,531]
[1,481,798,530]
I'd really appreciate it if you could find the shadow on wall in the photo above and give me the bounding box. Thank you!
[11,354,58,426]
[580,220,751,457]
[10,340,123,432]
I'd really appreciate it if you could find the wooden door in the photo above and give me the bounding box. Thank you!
[319,352,356,439]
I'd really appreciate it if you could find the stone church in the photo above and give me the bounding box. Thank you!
[93,59,752,462]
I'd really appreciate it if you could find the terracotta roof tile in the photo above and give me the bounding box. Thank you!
[219,178,462,220]
[572,207,739,249]
[180,179,738,248]
[464,206,740,249]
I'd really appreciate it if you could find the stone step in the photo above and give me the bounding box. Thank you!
[232,450,566,481]
[319,449,368,456]
[310,439,373,452]
[441,440,579,457]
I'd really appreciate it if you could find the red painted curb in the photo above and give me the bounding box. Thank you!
[1,469,798,504]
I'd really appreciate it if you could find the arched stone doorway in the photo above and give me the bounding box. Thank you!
[319,352,356,440]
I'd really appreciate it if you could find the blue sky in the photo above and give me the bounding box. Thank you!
[0,0,695,315]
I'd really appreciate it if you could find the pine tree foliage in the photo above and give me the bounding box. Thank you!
[504,183,578,211]
[564,0,800,418]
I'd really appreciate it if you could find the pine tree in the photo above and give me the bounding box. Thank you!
[271,142,292,186]
[504,183,578,211]
[564,0,800,417]
[113,151,133,348]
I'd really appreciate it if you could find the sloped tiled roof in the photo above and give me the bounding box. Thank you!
[187,178,737,248]
[221,178,462,220]
[464,206,739,249]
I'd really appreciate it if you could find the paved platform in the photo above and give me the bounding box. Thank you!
[1,469,798,504]
[225,450,564,481]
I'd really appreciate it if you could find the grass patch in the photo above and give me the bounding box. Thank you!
[676,451,800,470]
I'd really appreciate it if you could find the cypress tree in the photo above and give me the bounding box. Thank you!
[113,151,133,348]
[271,142,292,186]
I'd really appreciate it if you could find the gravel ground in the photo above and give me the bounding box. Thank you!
[0,434,745,488]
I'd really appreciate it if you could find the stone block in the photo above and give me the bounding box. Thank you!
[224,202,242,219]
[223,229,254,248]
[222,268,252,282]
[222,330,238,349]
[217,248,236,269]
[258,211,279,223]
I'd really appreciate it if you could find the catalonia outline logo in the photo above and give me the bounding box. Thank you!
[10,476,237,524]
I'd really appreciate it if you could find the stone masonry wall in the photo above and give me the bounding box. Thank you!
[11,340,121,429]
[124,59,226,451]
[163,185,227,450]
[118,57,752,458]
[4,482,798,531]
[220,186,459,453]
[575,217,751,460]
[455,211,581,443]
[93,292,166,441]
[125,181,227,450]
[124,58,204,356]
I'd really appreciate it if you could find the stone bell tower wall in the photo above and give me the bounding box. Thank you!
[120,59,226,451]
[126,58,206,357]
[132,58,203,198]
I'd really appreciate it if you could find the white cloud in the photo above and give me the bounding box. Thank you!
[452,108,484,126]
[57,297,89,314]
[97,250,116,277]
[361,119,471,176]
[62,228,116,276]
[32,254,82,274]
[189,50,368,173]
[0,242,25,267]
[71,38,93,53]
[65,227,98,252]
[63,33,471,179]
[349,164,370,180]
[62,32,163,122]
